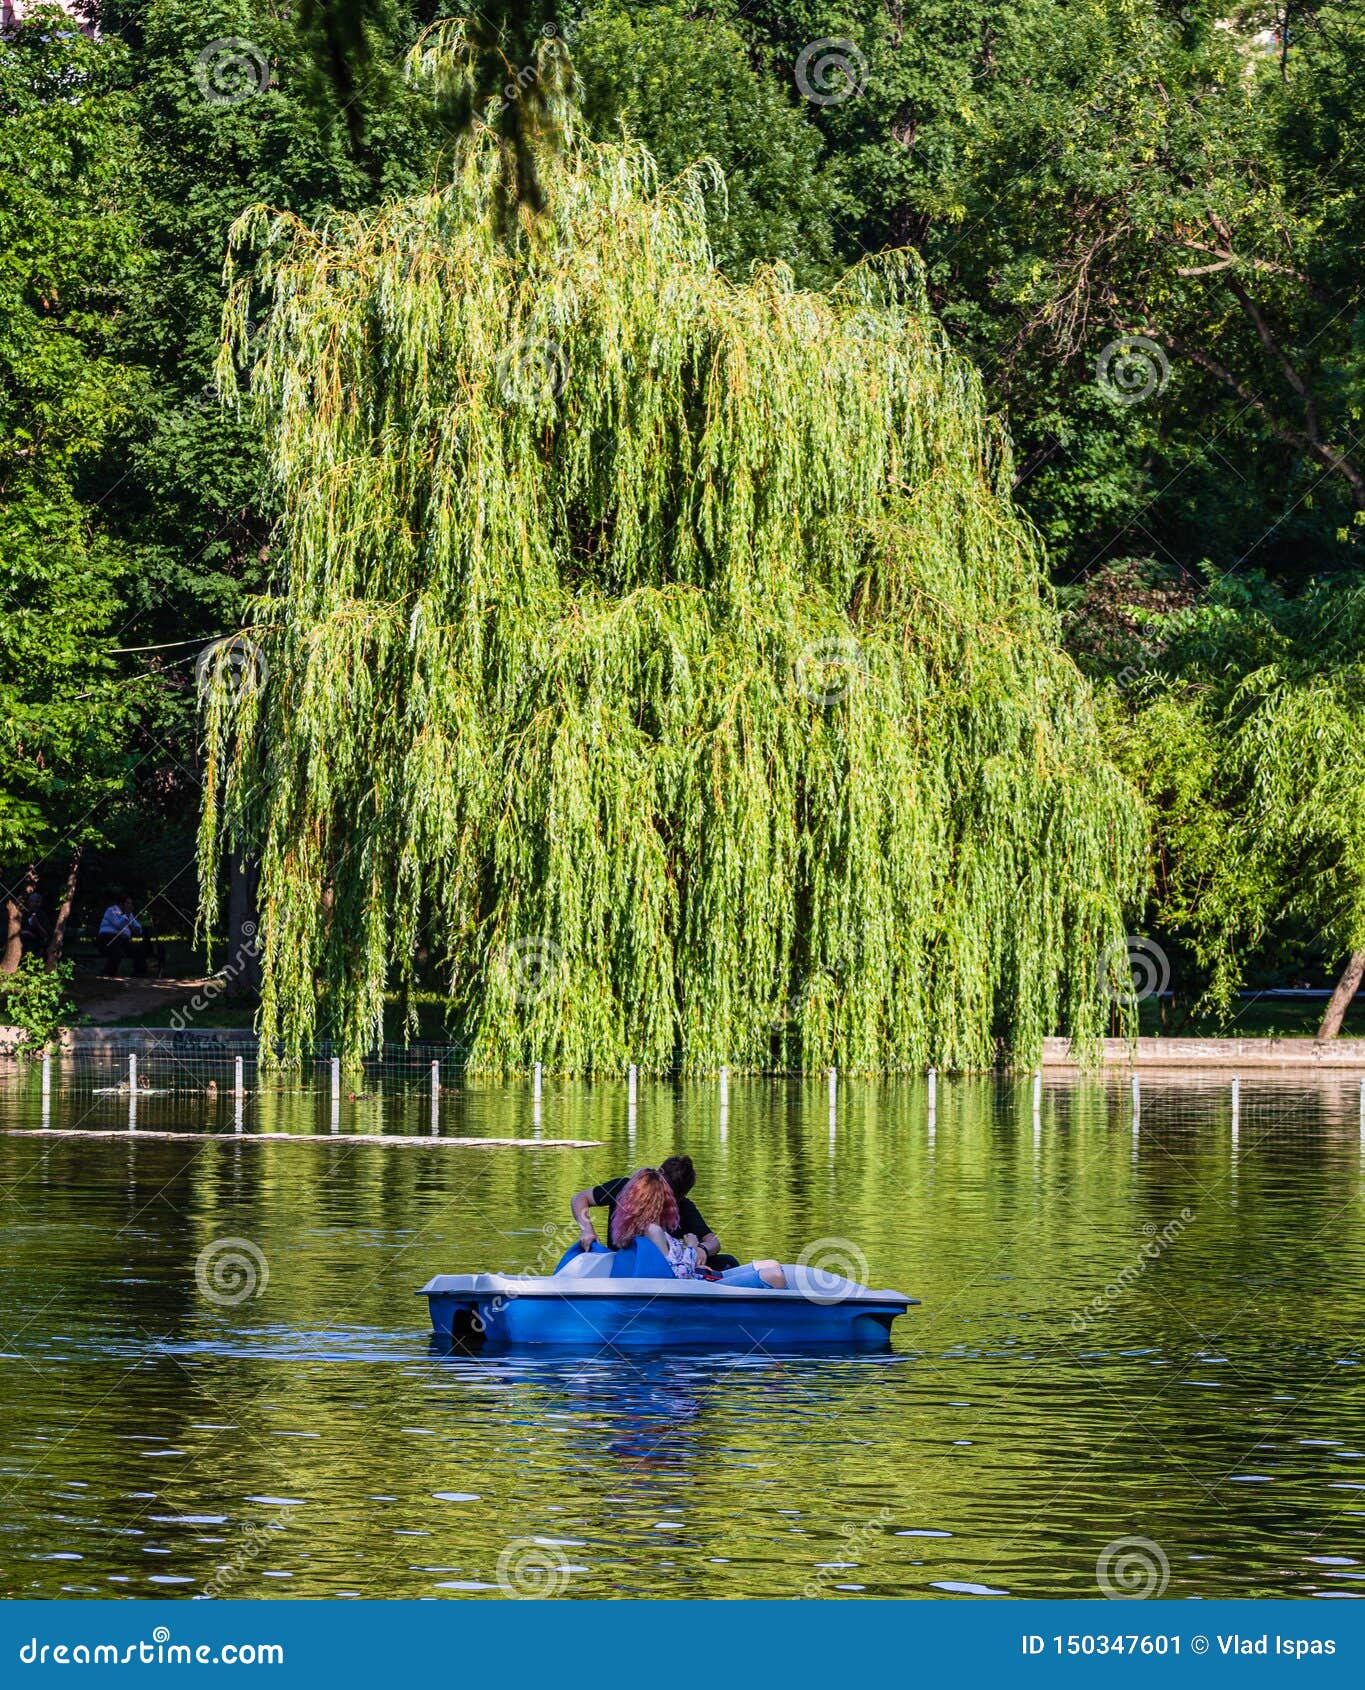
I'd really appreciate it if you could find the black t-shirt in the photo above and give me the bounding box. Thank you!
[591,1175,711,1247]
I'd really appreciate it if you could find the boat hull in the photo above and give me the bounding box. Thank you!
[419,1272,914,1350]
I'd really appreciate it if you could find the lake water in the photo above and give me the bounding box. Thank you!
[1,1068,1362,1600]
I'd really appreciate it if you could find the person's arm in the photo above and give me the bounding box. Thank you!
[684,1200,722,1258]
[570,1187,601,1250]
[129,913,143,935]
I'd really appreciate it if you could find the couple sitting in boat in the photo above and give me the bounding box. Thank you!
[570,1156,787,1289]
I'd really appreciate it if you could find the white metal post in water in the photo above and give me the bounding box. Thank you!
[129,1052,137,1091]
[628,1063,637,1104]
[1360,1077,1364,1140]
[927,1067,937,1111]
[1032,1069,1042,1113]
[1231,1076,1240,1142]
[234,1055,244,1100]
[41,1049,51,1130]
[431,1060,440,1099]
[330,1056,341,1093]
[533,1062,543,1101]
[128,1052,137,1133]
[234,1090,243,1134]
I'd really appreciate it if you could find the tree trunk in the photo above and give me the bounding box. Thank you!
[45,845,84,969]
[1317,950,1365,1040]
[225,852,262,998]
[1,894,21,974]
[2,864,35,973]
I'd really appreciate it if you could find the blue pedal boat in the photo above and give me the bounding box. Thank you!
[418,1239,917,1350]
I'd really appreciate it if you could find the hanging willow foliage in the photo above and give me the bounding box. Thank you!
[201,124,1144,1072]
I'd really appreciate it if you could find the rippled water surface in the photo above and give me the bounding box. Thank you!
[1,1069,1363,1599]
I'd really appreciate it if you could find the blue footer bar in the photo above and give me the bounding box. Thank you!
[0,1601,1357,1686]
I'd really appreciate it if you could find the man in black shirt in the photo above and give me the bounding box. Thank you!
[569,1155,739,1270]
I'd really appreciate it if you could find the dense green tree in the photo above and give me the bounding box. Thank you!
[1110,574,1365,1028]
[737,2,1365,584]
[0,11,144,965]
[571,0,835,285]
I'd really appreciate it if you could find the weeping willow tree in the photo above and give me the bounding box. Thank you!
[1111,575,1365,1034]
[200,87,1143,1072]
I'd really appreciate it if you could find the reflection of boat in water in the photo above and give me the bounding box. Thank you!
[419,1238,916,1351]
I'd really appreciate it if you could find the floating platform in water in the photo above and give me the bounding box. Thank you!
[1,1128,600,1148]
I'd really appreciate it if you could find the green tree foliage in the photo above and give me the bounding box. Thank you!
[570,0,835,285]
[202,126,1143,1071]
[740,1,1365,582]
[1110,574,1365,1012]
[0,955,76,1050]
[0,12,143,954]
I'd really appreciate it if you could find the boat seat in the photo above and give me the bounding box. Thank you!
[554,1248,616,1280]
[607,1235,675,1280]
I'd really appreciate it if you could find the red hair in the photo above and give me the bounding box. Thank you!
[610,1168,679,1248]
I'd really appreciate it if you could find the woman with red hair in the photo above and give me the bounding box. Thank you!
[611,1168,785,1287]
